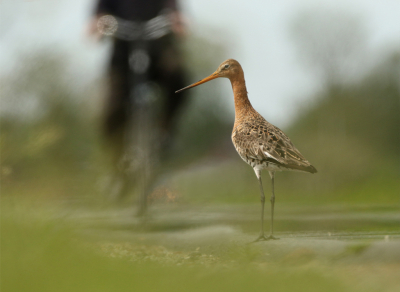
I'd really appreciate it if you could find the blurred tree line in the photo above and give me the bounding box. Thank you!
[1,53,100,199]
[283,10,400,204]
[284,51,400,203]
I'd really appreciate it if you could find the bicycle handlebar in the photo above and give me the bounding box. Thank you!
[97,14,171,41]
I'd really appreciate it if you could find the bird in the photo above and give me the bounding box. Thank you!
[176,59,317,241]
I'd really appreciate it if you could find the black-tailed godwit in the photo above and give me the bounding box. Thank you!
[176,59,317,241]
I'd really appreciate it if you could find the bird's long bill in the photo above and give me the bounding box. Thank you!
[175,73,218,93]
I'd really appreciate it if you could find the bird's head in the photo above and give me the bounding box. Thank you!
[175,59,242,93]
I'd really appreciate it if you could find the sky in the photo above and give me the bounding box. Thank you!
[1,0,399,126]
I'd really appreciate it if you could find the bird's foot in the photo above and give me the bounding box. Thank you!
[253,234,279,242]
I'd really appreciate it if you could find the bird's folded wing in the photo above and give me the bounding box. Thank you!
[233,126,315,172]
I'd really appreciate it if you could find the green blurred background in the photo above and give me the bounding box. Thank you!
[1,1,400,291]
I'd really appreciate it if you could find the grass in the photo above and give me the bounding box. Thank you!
[4,199,399,292]
[0,203,336,292]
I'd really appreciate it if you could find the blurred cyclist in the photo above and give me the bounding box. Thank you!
[88,0,188,199]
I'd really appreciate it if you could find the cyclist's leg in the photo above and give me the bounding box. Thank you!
[102,40,133,198]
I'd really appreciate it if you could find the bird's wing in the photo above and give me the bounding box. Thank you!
[232,121,317,173]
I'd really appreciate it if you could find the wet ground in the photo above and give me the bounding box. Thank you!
[66,203,400,265]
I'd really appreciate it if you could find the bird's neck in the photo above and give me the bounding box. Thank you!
[231,76,254,123]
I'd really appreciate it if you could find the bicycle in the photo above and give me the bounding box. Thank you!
[97,13,172,216]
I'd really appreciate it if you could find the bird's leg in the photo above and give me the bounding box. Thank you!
[267,171,279,240]
[253,171,278,242]
[254,176,267,241]
[251,170,268,242]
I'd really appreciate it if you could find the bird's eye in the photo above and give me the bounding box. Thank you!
[224,64,230,69]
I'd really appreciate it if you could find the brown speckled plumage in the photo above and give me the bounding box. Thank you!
[176,59,317,241]
[232,107,317,174]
